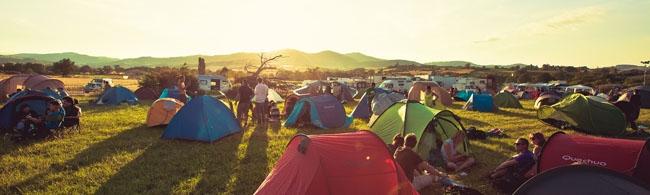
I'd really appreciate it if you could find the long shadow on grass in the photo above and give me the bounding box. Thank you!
[7,125,154,194]
[96,133,244,194]
[211,124,270,194]
[496,109,537,120]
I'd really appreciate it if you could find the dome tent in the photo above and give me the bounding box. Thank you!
[96,86,139,105]
[369,100,469,160]
[146,98,184,127]
[407,81,453,107]
[134,87,160,101]
[284,95,352,129]
[493,92,522,108]
[350,88,403,119]
[255,131,418,195]
[538,94,626,136]
[463,94,496,112]
[162,96,240,142]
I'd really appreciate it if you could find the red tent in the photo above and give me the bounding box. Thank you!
[538,132,650,184]
[255,131,418,195]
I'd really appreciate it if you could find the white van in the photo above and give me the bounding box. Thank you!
[198,75,231,92]
[379,79,413,93]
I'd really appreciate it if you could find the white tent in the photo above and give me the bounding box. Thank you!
[253,88,284,103]
[565,85,595,94]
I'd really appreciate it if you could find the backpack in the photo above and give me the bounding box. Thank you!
[466,127,487,140]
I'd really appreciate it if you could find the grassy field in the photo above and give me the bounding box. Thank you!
[0,97,648,194]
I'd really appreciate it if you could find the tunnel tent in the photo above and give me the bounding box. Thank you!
[514,165,650,195]
[463,94,496,112]
[255,131,418,195]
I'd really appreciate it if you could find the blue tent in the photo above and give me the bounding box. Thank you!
[463,94,495,112]
[350,88,391,119]
[285,95,352,129]
[97,86,138,105]
[455,90,476,101]
[162,95,240,142]
[0,95,62,132]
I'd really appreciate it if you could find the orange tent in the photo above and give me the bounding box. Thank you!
[146,98,184,127]
[407,81,453,106]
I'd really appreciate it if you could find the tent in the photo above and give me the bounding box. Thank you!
[22,75,65,91]
[350,88,403,119]
[284,95,352,129]
[534,94,561,109]
[134,87,159,101]
[146,98,184,127]
[493,92,522,108]
[369,100,469,160]
[463,94,495,112]
[407,81,453,107]
[283,94,301,116]
[0,74,30,101]
[96,86,139,105]
[293,81,357,102]
[41,88,68,100]
[0,95,60,133]
[454,90,475,101]
[255,131,418,195]
[252,88,284,103]
[162,95,240,142]
[537,132,650,183]
[514,165,650,195]
[538,94,627,136]
[159,88,191,103]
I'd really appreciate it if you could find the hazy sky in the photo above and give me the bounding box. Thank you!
[1,0,649,67]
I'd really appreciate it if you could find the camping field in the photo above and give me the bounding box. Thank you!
[1,97,649,194]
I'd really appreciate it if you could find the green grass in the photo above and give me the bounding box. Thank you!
[1,100,649,195]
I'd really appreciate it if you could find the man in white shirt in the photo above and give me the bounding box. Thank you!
[254,78,269,124]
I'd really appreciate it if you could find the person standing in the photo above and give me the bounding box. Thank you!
[237,80,254,127]
[254,78,269,124]
[366,83,376,114]
[176,75,188,103]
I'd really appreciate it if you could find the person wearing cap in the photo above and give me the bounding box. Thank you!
[489,138,534,179]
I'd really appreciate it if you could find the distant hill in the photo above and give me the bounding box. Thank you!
[5,52,117,65]
[615,64,647,72]
[425,61,475,67]
[0,50,413,70]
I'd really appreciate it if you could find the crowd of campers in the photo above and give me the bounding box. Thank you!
[2,70,650,194]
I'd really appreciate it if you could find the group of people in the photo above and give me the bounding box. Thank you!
[12,96,81,141]
[235,78,280,127]
[385,130,546,192]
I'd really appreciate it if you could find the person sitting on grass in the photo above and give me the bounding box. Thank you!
[387,133,404,155]
[62,97,81,128]
[490,138,535,179]
[25,101,65,139]
[529,132,545,160]
[394,133,447,191]
[441,132,475,174]
[15,104,39,137]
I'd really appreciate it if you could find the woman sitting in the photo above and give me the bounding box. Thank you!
[441,132,475,174]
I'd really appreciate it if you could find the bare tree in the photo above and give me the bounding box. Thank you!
[244,53,284,78]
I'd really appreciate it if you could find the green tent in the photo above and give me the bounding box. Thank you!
[368,100,469,160]
[494,92,523,108]
[538,94,627,136]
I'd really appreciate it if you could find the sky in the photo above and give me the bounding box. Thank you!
[1,0,649,67]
